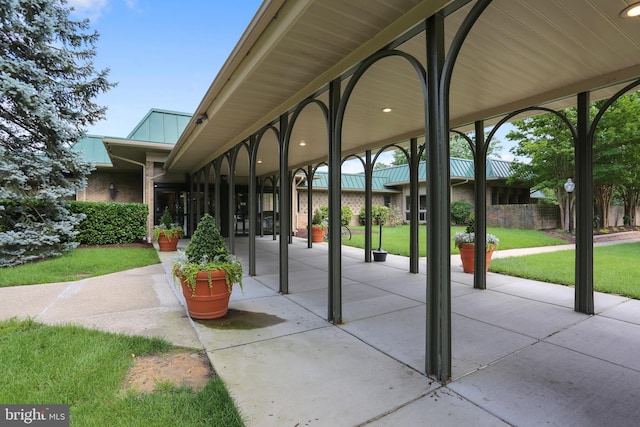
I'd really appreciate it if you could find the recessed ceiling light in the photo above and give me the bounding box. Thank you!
[621,2,640,17]
[381,107,393,113]
[257,160,263,164]
[299,141,306,146]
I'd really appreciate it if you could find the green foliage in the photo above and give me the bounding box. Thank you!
[341,206,353,226]
[153,207,182,241]
[372,205,389,226]
[177,214,242,291]
[507,93,640,227]
[490,242,640,299]
[0,247,160,287]
[341,225,565,256]
[0,319,244,426]
[451,200,473,224]
[312,205,352,226]
[358,205,391,226]
[159,207,174,229]
[69,202,147,245]
[185,214,228,263]
[312,209,325,226]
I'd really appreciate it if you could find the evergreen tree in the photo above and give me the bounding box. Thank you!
[0,0,113,266]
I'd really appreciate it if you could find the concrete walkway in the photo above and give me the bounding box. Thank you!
[2,237,640,426]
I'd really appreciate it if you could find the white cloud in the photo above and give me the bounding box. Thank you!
[68,0,108,21]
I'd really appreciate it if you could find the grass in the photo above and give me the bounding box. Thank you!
[343,224,567,257]
[490,242,640,299]
[0,247,160,287]
[0,318,244,426]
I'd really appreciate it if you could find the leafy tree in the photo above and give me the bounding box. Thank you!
[0,0,113,266]
[507,111,576,229]
[592,93,640,226]
[507,93,640,229]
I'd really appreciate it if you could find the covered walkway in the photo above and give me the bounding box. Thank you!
[161,237,640,426]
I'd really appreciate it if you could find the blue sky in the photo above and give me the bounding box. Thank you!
[70,0,516,166]
[70,0,263,138]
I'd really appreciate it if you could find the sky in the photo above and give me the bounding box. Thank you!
[69,0,263,138]
[70,0,516,170]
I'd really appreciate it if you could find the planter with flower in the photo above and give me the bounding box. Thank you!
[310,208,326,243]
[173,213,242,319]
[454,218,499,273]
[153,207,182,251]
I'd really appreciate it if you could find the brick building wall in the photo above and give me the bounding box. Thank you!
[77,170,142,203]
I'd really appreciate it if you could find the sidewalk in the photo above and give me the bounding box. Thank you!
[2,237,640,426]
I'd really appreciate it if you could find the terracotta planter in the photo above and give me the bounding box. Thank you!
[311,225,325,243]
[179,269,232,319]
[157,231,181,251]
[459,243,494,273]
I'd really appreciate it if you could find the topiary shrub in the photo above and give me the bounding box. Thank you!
[185,213,229,263]
[175,213,242,292]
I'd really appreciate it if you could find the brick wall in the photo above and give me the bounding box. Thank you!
[78,170,142,203]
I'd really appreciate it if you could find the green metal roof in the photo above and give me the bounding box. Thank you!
[300,157,518,192]
[72,135,111,166]
[383,157,514,185]
[126,109,192,144]
[301,172,394,192]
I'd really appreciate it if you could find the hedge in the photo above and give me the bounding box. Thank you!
[68,202,148,245]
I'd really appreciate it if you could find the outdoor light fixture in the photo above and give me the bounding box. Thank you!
[621,2,640,17]
[381,107,393,113]
[108,182,116,200]
[564,178,575,235]
[195,112,208,124]
[299,140,306,146]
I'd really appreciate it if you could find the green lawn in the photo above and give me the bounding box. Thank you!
[343,225,567,257]
[0,318,244,426]
[490,242,640,299]
[0,247,160,287]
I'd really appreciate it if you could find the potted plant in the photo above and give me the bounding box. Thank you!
[173,213,242,319]
[372,205,389,262]
[454,217,499,273]
[153,207,182,251]
[310,208,326,243]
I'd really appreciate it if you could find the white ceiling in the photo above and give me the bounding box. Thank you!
[166,0,640,178]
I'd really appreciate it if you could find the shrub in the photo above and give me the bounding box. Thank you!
[68,202,147,245]
[451,200,473,225]
[185,213,229,263]
[359,205,391,225]
[372,205,389,226]
[341,206,353,226]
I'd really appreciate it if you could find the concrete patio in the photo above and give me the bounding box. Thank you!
[159,236,640,426]
[3,236,639,426]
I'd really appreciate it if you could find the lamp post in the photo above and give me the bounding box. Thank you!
[564,178,575,234]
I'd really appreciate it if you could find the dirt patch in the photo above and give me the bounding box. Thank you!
[123,350,213,393]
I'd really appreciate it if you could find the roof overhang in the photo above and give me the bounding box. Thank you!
[165,0,640,178]
[103,138,174,171]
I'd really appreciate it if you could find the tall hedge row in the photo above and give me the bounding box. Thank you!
[68,202,148,245]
